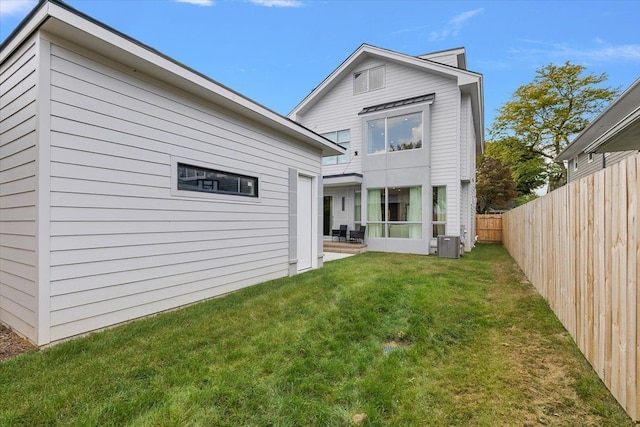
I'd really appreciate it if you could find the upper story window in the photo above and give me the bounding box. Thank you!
[573,156,579,171]
[367,111,422,154]
[178,163,258,197]
[587,153,594,163]
[321,129,350,165]
[354,65,385,94]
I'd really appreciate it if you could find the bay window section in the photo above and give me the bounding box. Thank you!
[366,112,422,154]
[432,186,446,237]
[321,129,350,165]
[367,187,422,239]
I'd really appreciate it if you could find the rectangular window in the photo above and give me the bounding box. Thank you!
[432,186,446,237]
[367,112,422,154]
[177,163,258,197]
[354,191,361,227]
[588,153,594,163]
[368,187,422,239]
[321,129,350,165]
[353,65,385,94]
[573,157,579,171]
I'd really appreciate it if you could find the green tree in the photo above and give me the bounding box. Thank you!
[485,137,547,195]
[476,156,518,213]
[490,62,619,191]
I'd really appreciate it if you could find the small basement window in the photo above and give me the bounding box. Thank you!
[177,163,258,197]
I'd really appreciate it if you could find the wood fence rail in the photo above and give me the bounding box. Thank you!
[502,154,639,421]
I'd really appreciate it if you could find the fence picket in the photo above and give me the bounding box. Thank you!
[502,154,639,421]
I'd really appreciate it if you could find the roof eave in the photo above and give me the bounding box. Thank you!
[288,44,483,120]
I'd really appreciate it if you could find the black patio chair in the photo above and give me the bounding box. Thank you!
[331,225,348,241]
[349,225,366,244]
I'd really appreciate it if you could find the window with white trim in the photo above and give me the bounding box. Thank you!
[588,153,594,163]
[354,65,385,94]
[573,157,579,171]
[321,129,350,165]
[177,163,258,197]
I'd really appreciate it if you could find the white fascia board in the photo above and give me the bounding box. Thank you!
[0,2,49,63]
[289,44,483,119]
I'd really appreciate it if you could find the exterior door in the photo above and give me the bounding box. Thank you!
[297,175,313,271]
[323,196,332,236]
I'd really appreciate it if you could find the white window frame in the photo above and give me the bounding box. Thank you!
[587,152,594,163]
[321,129,351,165]
[573,156,579,171]
[353,65,385,94]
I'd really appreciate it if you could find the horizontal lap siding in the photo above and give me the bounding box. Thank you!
[47,43,319,341]
[301,58,461,236]
[0,39,38,341]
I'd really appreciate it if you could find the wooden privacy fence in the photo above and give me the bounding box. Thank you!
[502,154,639,421]
[476,214,503,242]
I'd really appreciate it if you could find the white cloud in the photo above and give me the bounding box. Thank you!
[429,8,483,41]
[249,0,303,7]
[510,39,640,63]
[175,0,214,6]
[0,0,37,19]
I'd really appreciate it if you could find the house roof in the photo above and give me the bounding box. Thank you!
[288,44,484,153]
[556,77,640,161]
[0,0,344,156]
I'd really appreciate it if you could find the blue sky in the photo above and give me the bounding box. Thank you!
[2,0,639,135]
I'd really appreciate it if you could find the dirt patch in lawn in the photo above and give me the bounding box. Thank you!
[0,324,35,361]
[490,261,616,426]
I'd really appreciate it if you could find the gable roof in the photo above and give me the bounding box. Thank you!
[556,77,640,161]
[288,44,484,152]
[0,0,343,156]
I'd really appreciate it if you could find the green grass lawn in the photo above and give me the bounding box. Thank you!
[0,245,632,426]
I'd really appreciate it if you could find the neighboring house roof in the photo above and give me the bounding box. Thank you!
[0,0,344,157]
[288,44,484,153]
[556,77,640,161]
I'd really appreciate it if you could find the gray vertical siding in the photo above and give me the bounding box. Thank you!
[0,37,38,341]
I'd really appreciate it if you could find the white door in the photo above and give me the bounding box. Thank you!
[297,175,313,271]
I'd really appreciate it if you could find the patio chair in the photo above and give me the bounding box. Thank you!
[331,225,348,241]
[349,225,366,244]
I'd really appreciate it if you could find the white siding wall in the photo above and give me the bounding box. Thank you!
[46,41,321,342]
[299,57,463,253]
[0,37,38,341]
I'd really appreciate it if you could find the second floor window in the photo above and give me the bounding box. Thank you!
[321,129,350,165]
[367,111,423,154]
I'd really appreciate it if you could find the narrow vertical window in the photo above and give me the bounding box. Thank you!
[354,191,361,228]
[432,186,446,237]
